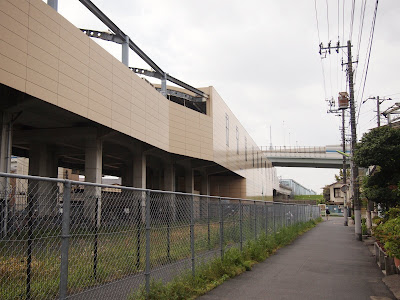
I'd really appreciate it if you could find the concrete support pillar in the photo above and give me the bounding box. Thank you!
[133,150,146,189]
[164,161,176,221]
[184,164,194,194]
[200,171,209,196]
[0,112,12,236]
[122,160,134,187]
[164,162,175,192]
[0,112,12,175]
[84,136,102,226]
[28,143,58,217]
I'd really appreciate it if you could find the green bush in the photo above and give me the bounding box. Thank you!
[373,207,400,258]
[361,217,368,235]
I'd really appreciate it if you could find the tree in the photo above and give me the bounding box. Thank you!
[334,169,351,182]
[322,186,330,203]
[354,126,400,210]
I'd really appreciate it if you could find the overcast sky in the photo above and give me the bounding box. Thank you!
[54,0,400,193]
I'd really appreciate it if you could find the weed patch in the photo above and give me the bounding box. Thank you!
[130,218,321,300]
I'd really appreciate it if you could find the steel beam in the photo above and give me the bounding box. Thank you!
[80,29,124,44]
[166,74,208,98]
[154,88,204,103]
[78,0,209,99]
[78,0,164,75]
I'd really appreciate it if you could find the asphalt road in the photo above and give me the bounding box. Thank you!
[198,219,395,300]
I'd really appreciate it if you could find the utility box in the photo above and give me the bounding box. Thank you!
[338,92,349,109]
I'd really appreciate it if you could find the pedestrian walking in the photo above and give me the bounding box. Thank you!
[326,208,331,220]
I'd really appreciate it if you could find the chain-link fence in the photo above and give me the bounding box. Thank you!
[0,172,320,299]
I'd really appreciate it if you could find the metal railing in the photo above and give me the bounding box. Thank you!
[0,172,320,300]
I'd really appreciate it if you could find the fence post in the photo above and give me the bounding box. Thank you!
[272,203,275,233]
[254,201,257,240]
[136,193,142,269]
[219,197,224,259]
[166,194,171,262]
[190,194,195,277]
[60,180,71,300]
[207,197,210,250]
[265,202,268,236]
[93,197,99,280]
[145,191,151,297]
[26,193,33,300]
[239,199,243,251]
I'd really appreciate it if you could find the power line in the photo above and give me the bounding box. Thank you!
[356,0,379,128]
[314,0,328,99]
[326,0,330,40]
[354,0,367,83]
[349,0,356,40]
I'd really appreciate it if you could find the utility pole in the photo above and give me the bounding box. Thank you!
[363,96,393,127]
[347,40,362,241]
[362,96,392,234]
[341,110,348,226]
[319,40,361,239]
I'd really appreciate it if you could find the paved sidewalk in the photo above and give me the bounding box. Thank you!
[198,219,395,300]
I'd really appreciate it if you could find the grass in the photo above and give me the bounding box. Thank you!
[130,218,322,300]
[0,216,279,299]
[294,195,323,201]
[1,214,319,300]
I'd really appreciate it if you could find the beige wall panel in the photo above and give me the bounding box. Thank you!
[58,22,88,49]
[28,16,59,46]
[89,60,112,83]
[26,81,56,105]
[28,4,59,34]
[112,58,132,86]
[130,106,145,123]
[0,8,28,39]
[0,68,25,92]
[113,75,132,99]
[111,110,130,128]
[59,61,88,87]
[26,55,57,80]
[58,84,88,108]
[112,119,130,136]
[0,39,27,66]
[131,129,145,143]
[170,140,186,150]
[59,28,89,57]
[59,38,88,67]
[88,78,112,103]
[27,29,59,63]
[58,73,88,97]
[131,119,145,135]
[0,1,28,27]
[28,43,57,70]
[131,95,146,112]
[170,146,185,156]
[89,39,112,63]
[0,24,27,54]
[29,0,61,24]
[58,95,87,117]
[89,89,111,110]
[112,88,131,109]
[88,98,111,119]
[0,53,26,79]
[27,68,57,93]
[4,0,29,14]
[112,101,130,120]
[145,119,159,134]
[169,126,185,139]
